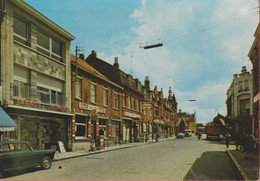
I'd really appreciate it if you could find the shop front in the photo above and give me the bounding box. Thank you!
[123,118,132,144]
[6,105,72,151]
[111,118,121,144]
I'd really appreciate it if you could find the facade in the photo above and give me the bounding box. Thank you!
[1,0,75,150]
[71,55,123,151]
[226,66,253,136]
[85,51,144,143]
[248,23,259,137]
[177,110,196,133]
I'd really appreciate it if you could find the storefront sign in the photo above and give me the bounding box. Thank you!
[124,111,141,118]
[72,120,75,137]
[16,99,41,108]
[48,105,70,112]
[79,102,106,113]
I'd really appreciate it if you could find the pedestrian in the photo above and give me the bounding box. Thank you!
[235,131,241,151]
[225,132,231,149]
[198,132,201,140]
[243,133,255,159]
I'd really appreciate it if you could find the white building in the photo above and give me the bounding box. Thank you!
[0,0,75,150]
[226,66,253,135]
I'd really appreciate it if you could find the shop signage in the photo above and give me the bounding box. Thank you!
[16,99,41,108]
[72,120,75,137]
[124,111,140,118]
[88,121,92,137]
[79,102,106,113]
[48,105,70,112]
[96,122,99,136]
[108,123,112,137]
[254,93,260,103]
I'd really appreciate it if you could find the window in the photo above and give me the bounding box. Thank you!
[37,30,62,62]
[133,97,136,110]
[75,115,88,138]
[123,93,126,107]
[103,88,108,106]
[238,81,243,91]
[128,95,131,109]
[137,100,139,112]
[13,80,29,99]
[131,97,134,109]
[13,17,28,45]
[75,77,82,99]
[240,99,250,114]
[90,82,96,104]
[244,79,249,90]
[114,92,119,109]
[37,86,62,105]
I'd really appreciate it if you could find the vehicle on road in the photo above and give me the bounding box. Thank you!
[0,141,55,178]
[205,125,221,140]
[184,129,192,137]
[176,132,184,138]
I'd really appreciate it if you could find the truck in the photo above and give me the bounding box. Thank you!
[205,125,222,140]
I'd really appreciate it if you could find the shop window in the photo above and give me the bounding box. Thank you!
[13,80,29,99]
[75,115,87,138]
[114,92,119,109]
[103,88,108,106]
[90,82,96,104]
[75,77,82,99]
[37,30,63,62]
[13,16,28,45]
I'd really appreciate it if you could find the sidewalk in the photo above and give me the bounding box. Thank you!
[227,149,259,180]
[53,137,174,161]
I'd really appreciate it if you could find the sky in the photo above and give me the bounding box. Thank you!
[24,0,259,124]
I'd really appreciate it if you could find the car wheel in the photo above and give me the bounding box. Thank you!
[41,156,52,169]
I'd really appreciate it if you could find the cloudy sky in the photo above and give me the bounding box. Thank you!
[24,0,259,124]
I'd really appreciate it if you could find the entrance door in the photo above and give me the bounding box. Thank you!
[39,121,50,149]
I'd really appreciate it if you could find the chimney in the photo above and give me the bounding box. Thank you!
[79,54,85,60]
[241,66,247,74]
[233,74,237,78]
[114,57,119,69]
[144,76,150,89]
[91,50,97,58]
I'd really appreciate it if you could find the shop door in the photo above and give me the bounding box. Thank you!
[39,121,50,149]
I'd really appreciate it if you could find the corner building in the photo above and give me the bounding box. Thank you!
[1,0,75,150]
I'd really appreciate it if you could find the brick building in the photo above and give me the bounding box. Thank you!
[71,55,123,151]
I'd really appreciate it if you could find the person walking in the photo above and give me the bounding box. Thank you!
[225,132,231,149]
[243,133,255,159]
[235,131,242,151]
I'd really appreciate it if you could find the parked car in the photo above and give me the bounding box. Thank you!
[184,129,192,137]
[176,132,184,138]
[0,141,55,178]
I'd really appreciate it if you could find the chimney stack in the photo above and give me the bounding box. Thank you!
[114,57,119,69]
[79,53,85,60]
[91,50,97,58]
[145,76,150,89]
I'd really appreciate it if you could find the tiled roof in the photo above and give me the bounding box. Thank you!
[71,54,116,85]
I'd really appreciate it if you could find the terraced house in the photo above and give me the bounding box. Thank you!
[0,0,75,150]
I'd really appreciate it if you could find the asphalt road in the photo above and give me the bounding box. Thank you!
[6,135,241,180]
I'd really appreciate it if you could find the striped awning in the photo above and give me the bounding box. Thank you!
[0,107,17,132]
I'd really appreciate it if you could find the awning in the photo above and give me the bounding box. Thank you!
[0,107,17,131]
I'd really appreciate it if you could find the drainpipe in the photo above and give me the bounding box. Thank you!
[0,0,6,87]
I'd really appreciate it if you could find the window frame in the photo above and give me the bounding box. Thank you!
[13,16,28,45]
[90,82,97,104]
[75,76,82,99]
[114,92,120,109]
[103,88,108,107]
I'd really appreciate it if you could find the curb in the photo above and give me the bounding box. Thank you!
[53,144,138,162]
[53,137,175,162]
[226,150,250,180]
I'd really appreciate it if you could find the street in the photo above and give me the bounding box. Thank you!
[5,135,241,180]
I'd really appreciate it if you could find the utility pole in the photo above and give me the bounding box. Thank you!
[75,46,78,82]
